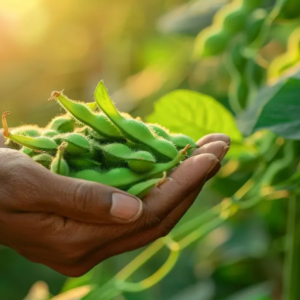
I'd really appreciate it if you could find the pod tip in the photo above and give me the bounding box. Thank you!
[2,111,11,138]
[49,91,63,101]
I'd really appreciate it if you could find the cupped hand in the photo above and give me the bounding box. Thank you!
[0,133,230,277]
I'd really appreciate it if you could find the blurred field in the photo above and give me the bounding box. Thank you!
[1,0,299,299]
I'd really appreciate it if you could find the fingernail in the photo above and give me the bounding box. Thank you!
[207,156,219,174]
[111,193,143,221]
[219,146,230,161]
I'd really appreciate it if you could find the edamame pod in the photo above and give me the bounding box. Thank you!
[11,126,41,137]
[2,112,58,152]
[51,142,69,176]
[21,146,36,157]
[245,9,266,45]
[268,27,300,80]
[54,133,90,155]
[148,124,198,151]
[72,145,190,189]
[214,2,248,35]
[47,114,76,133]
[241,0,263,10]
[42,129,59,137]
[33,153,53,169]
[94,142,156,172]
[94,81,178,161]
[49,92,124,140]
[67,157,101,169]
[127,172,169,198]
[194,27,231,57]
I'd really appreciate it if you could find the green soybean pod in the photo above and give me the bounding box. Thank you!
[49,92,124,140]
[241,0,263,10]
[148,124,198,152]
[94,142,156,172]
[33,153,53,169]
[226,46,249,113]
[11,126,41,137]
[21,146,36,157]
[127,172,169,198]
[75,126,90,136]
[42,129,59,138]
[72,145,190,189]
[244,9,267,45]
[6,125,42,150]
[51,142,69,176]
[268,27,300,80]
[214,1,248,35]
[85,102,98,111]
[2,112,58,152]
[94,81,178,161]
[47,114,76,133]
[194,26,231,58]
[54,133,90,155]
[67,157,101,169]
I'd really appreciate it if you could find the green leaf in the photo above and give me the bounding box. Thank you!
[237,70,300,140]
[147,90,243,143]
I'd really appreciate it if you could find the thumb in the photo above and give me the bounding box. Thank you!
[31,173,143,224]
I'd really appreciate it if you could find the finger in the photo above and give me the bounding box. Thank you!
[143,153,219,221]
[193,141,229,160]
[196,133,231,148]
[192,141,229,179]
[3,152,143,224]
[59,189,205,277]
[35,175,144,224]
[142,139,231,220]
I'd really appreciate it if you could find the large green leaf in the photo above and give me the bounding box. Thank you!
[238,71,300,140]
[147,90,243,143]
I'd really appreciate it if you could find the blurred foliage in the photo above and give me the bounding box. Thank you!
[2,0,300,299]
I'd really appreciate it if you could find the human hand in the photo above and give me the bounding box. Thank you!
[0,133,230,277]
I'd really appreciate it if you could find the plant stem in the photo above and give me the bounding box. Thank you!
[283,194,300,300]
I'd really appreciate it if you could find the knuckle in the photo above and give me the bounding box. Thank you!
[69,182,93,213]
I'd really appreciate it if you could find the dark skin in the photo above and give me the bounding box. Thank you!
[0,132,230,277]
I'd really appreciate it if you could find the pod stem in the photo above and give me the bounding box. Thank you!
[180,144,191,156]
[156,171,170,187]
[57,142,68,174]
[48,91,63,101]
[2,111,11,139]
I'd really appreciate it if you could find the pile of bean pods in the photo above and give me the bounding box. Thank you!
[2,81,198,198]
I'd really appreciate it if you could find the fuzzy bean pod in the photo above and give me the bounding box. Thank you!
[49,92,124,140]
[2,112,58,152]
[72,144,190,189]
[33,153,53,169]
[67,157,101,170]
[93,142,156,172]
[268,27,300,80]
[147,124,198,152]
[51,142,69,176]
[94,81,178,161]
[54,133,91,155]
[47,114,76,133]
[127,172,169,198]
